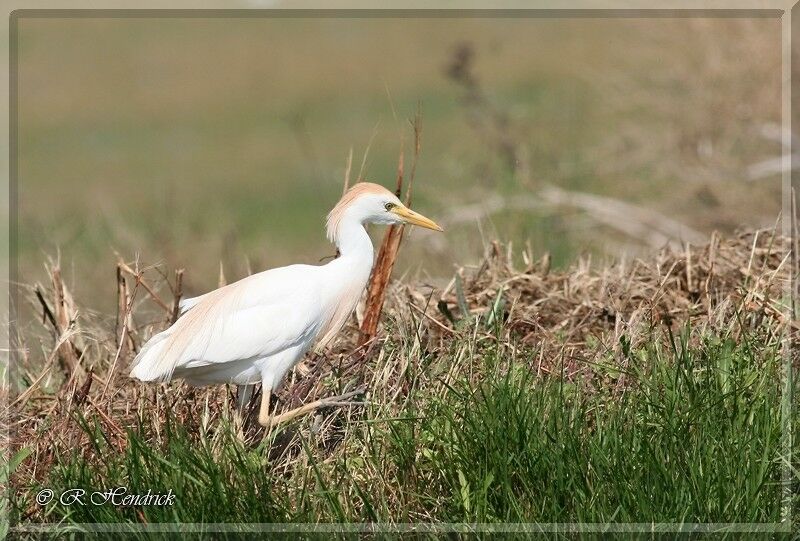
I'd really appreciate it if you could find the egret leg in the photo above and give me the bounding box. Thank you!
[236,384,256,415]
[258,386,272,427]
[233,384,256,438]
[260,387,366,428]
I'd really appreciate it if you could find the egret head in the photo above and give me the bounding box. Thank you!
[327,182,443,243]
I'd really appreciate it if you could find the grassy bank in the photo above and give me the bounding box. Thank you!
[10,229,796,532]
[23,326,787,526]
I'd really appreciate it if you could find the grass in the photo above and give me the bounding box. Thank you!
[14,322,789,529]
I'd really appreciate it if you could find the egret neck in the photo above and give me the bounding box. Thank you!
[331,209,375,263]
[314,208,376,350]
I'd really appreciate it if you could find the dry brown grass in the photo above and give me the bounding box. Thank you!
[9,221,794,523]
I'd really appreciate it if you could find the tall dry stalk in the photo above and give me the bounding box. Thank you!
[36,265,84,379]
[358,111,422,347]
[115,264,136,360]
[170,268,184,325]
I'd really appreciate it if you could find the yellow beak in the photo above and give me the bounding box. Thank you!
[391,205,444,232]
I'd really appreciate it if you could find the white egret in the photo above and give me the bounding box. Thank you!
[130,182,443,427]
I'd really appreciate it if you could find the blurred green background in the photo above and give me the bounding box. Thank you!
[17,15,782,312]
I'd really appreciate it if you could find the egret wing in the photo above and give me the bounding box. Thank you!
[129,265,323,382]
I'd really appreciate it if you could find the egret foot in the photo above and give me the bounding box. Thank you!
[258,387,365,429]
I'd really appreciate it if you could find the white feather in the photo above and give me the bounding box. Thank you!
[178,295,205,314]
[130,265,343,386]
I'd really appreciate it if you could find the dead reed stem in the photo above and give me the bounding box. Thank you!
[116,260,171,315]
[359,110,423,346]
[48,266,84,378]
[115,264,136,357]
[170,268,184,325]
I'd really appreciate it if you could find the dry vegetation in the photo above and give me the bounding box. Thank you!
[9,223,795,525]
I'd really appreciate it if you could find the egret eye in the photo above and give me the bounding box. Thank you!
[384,202,396,211]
